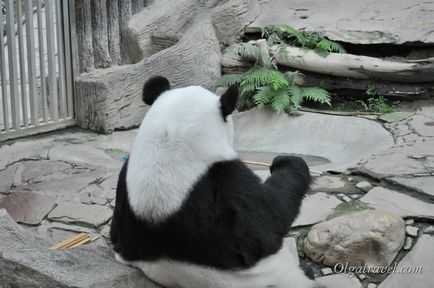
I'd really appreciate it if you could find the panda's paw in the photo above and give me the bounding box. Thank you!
[270,155,309,176]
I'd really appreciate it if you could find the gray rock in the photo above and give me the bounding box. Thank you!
[80,184,108,205]
[357,142,434,179]
[0,192,56,225]
[48,202,112,227]
[341,195,352,203]
[249,0,434,45]
[360,187,434,220]
[0,164,17,192]
[406,226,419,237]
[100,225,111,240]
[1,247,160,288]
[21,160,71,183]
[355,181,373,192]
[407,115,434,137]
[403,237,413,250]
[234,109,393,173]
[379,235,433,288]
[292,193,342,227]
[417,107,434,120]
[316,274,363,288]
[379,112,413,123]
[424,226,434,234]
[49,144,121,169]
[367,284,378,288]
[311,176,349,192]
[405,219,414,225]
[387,176,434,197]
[321,267,333,276]
[0,209,35,254]
[305,210,405,268]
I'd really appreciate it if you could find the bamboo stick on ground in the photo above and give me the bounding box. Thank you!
[49,233,90,250]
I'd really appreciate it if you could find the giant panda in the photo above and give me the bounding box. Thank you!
[110,76,321,288]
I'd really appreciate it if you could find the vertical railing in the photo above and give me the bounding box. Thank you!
[0,0,76,142]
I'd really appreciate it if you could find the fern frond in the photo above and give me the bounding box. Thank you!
[288,85,303,109]
[270,88,291,112]
[301,87,332,106]
[242,67,289,90]
[216,74,243,87]
[253,86,275,107]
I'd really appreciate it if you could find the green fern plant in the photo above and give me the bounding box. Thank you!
[217,68,331,112]
[263,24,346,55]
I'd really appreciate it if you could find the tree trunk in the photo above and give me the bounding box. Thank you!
[269,44,434,83]
[118,0,132,64]
[75,0,94,72]
[91,0,112,68]
[107,0,121,65]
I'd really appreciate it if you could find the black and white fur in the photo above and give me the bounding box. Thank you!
[110,76,318,288]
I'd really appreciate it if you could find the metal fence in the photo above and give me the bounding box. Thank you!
[0,0,75,142]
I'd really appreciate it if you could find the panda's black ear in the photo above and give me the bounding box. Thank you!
[220,85,238,121]
[142,76,171,105]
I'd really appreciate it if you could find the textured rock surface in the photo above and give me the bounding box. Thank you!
[249,0,434,45]
[378,235,434,288]
[311,176,349,192]
[0,165,17,192]
[316,274,363,288]
[292,193,342,227]
[0,209,35,254]
[387,176,434,197]
[0,192,56,225]
[305,210,405,268]
[357,142,434,179]
[360,187,434,220]
[49,144,122,169]
[75,0,260,132]
[48,202,112,227]
[379,112,413,123]
[234,109,393,172]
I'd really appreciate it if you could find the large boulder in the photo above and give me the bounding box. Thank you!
[0,209,159,287]
[304,210,405,268]
[248,0,434,45]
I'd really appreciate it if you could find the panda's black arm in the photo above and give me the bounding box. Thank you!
[262,156,311,225]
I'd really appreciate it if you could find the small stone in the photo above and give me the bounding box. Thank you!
[405,219,414,225]
[358,274,367,280]
[341,195,352,203]
[355,181,373,192]
[406,226,419,237]
[100,225,111,239]
[321,267,333,276]
[424,226,434,234]
[367,284,378,288]
[48,202,112,228]
[292,193,342,227]
[350,194,360,199]
[0,192,56,225]
[305,210,405,268]
[403,237,413,250]
[311,176,349,192]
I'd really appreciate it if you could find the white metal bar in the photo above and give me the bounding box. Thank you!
[17,0,29,127]
[25,0,39,127]
[45,0,58,122]
[63,0,74,118]
[5,0,21,131]
[0,10,10,132]
[55,0,67,118]
[37,0,48,123]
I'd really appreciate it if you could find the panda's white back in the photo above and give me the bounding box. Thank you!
[126,86,237,222]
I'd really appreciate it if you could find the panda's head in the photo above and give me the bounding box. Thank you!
[126,76,239,221]
[140,76,239,160]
